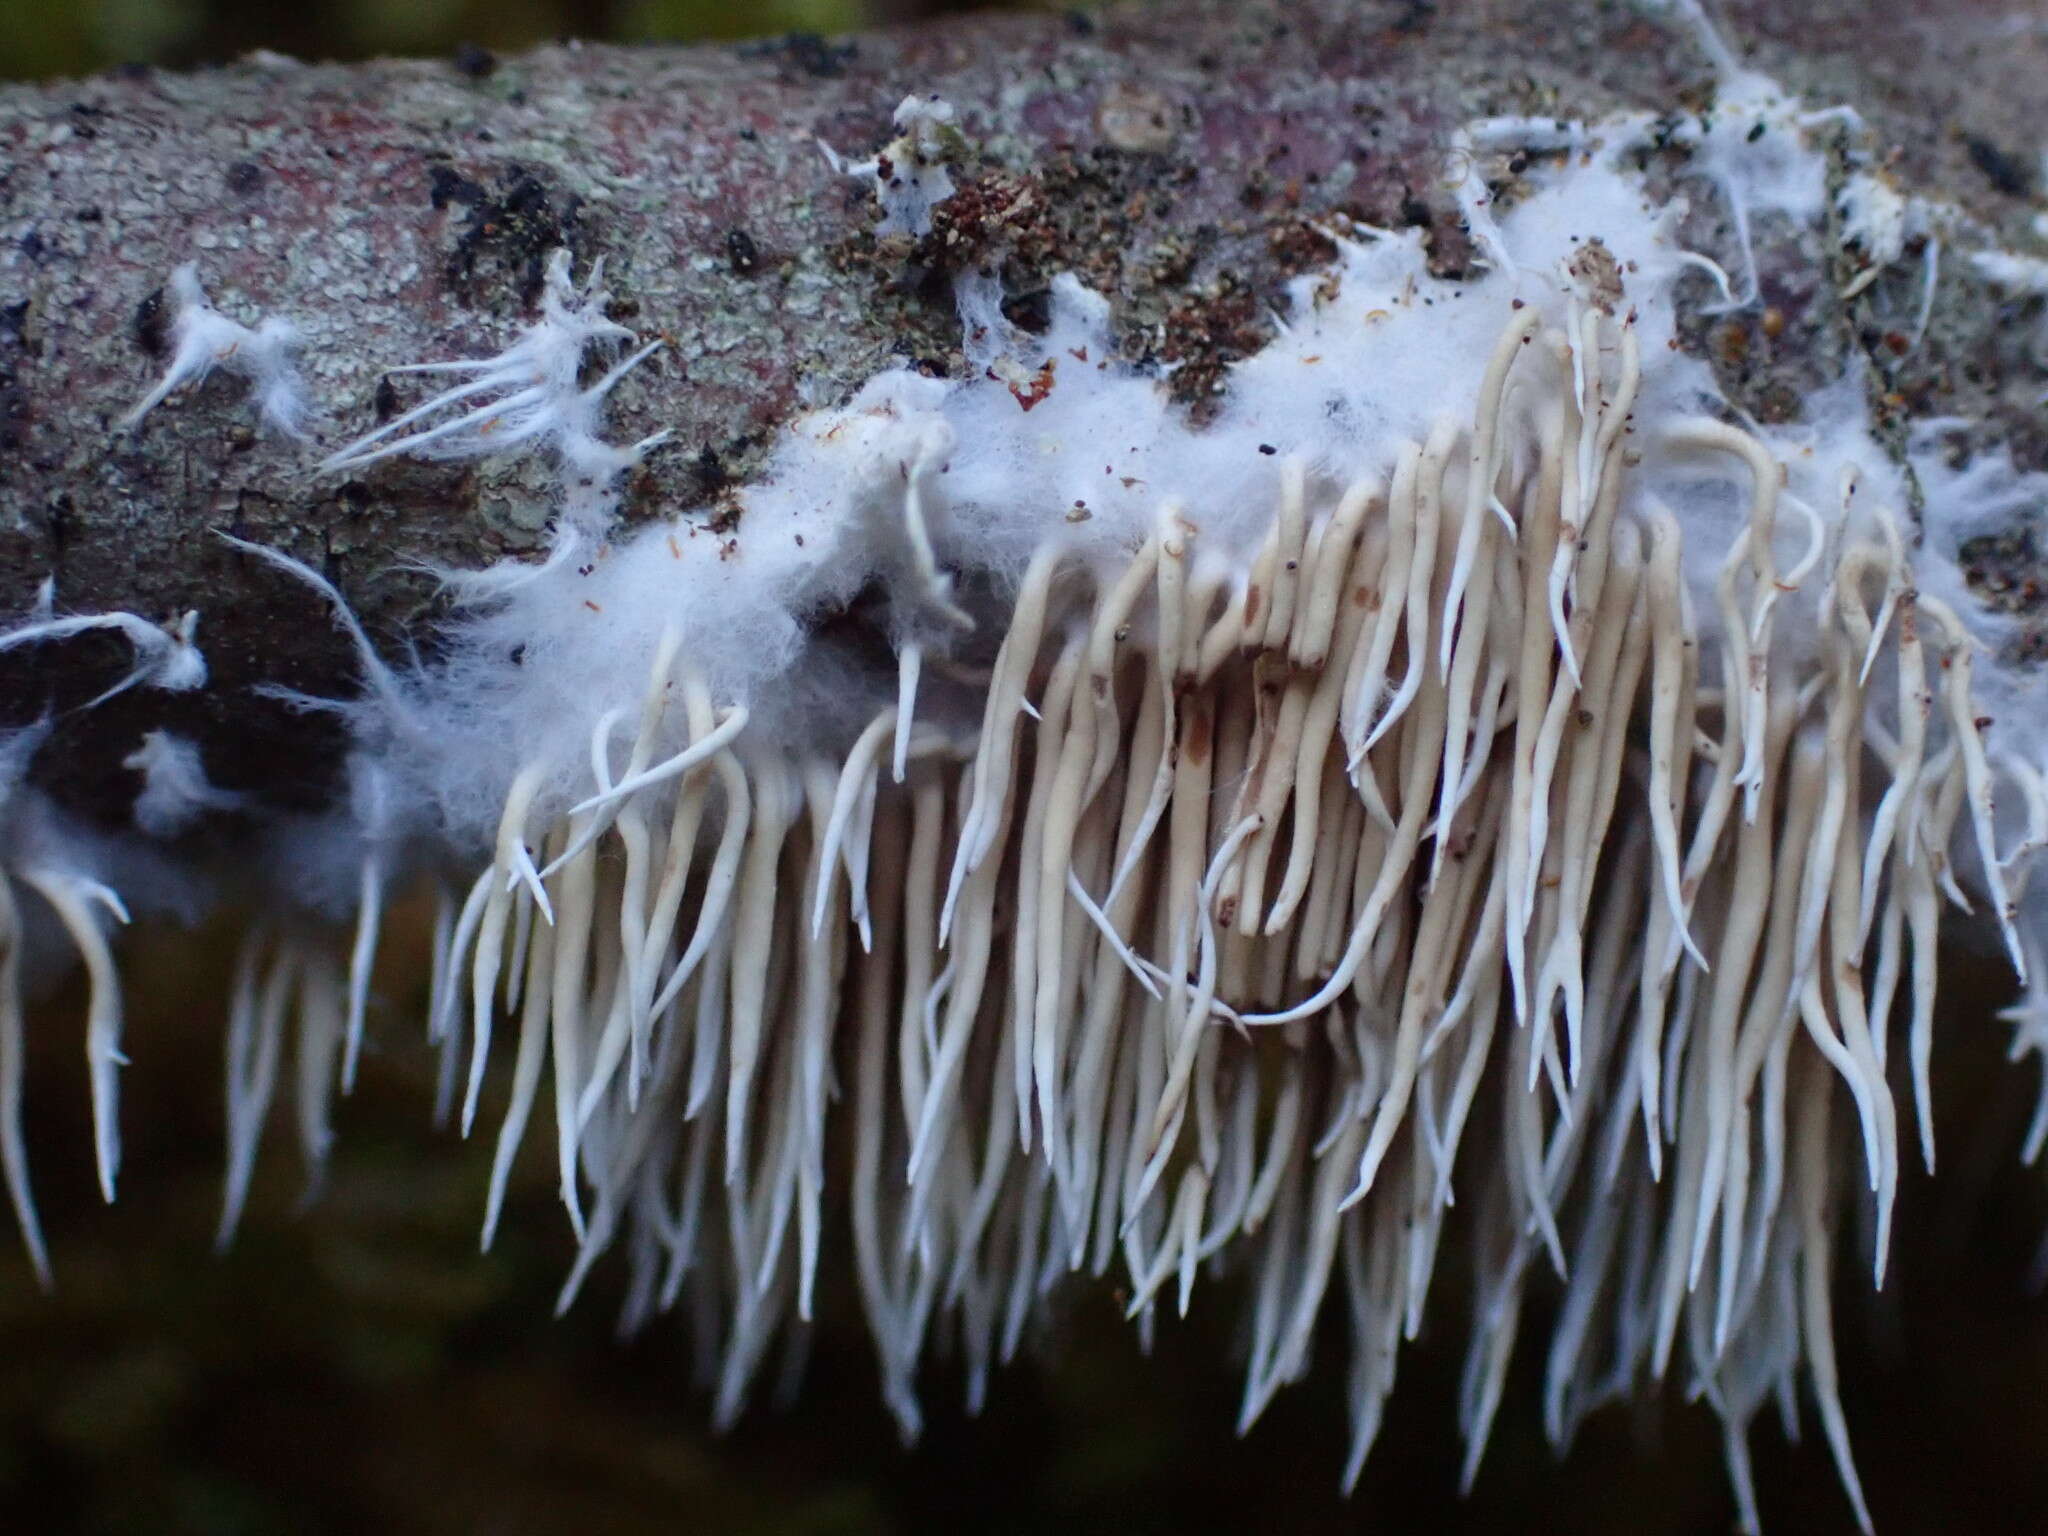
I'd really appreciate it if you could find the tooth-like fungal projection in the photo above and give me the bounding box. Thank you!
[6,1,2048,1528]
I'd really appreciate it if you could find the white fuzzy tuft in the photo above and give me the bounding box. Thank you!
[0,603,207,706]
[318,249,671,534]
[824,94,963,238]
[125,731,243,838]
[122,263,308,438]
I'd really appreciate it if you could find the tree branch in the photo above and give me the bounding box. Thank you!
[2,0,2044,831]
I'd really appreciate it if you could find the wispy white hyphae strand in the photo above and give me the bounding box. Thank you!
[0,607,207,706]
[121,263,309,438]
[317,250,672,536]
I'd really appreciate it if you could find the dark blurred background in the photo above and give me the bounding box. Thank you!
[14,913,2048,1536]
[10,2,2048,1532]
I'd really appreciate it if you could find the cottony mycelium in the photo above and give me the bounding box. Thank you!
[9,10,2048,1530]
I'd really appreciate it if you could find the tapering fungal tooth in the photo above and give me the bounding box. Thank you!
[1444,306,1543,677]
[1795,1043,1878,1536]
[814,708,898,944]
[899,425,973,630]
[1554,307,1642,685]
[1007,629,1084,1155]
[1342,444,1420,775]
[1231,661,1311,936]
[1137,812,1263,1211]
[1260,458,1311,652]
[218,926,290,1249]
[18,868,129,1204]
[1518,465,1624,1030]
[560,704,747,828]
[290,941,343,1183]
[1035,629,1116,1178]
[1643,506,1706,966]
[725,756,795,1192]
[1351,786,1506,1207]
[1532,524,1648,1086]
[1504,402,1568,1013]
[464,761,549,1134]
[419,886,456,1073]
[647,747,752,1026]
[1244,641,1446,1027]
[891,642,922,787]
[1267,562,1375,935]
[794,760,849,1319]
[1293,477,1380,673]
[943,545,1059,940]
[339,850,383,1096]
[1082,534,1160,807]
[1670,419,1786,822]
[547,806,602,1243]
[1430,479,1500,888]
[905,755,1011,1246]
[1373,422,1454,755]
[0,876,47,1288]
[1919,597,2028,980]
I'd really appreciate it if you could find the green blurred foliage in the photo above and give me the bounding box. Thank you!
[627,0,869,46]
[0,0,873,83]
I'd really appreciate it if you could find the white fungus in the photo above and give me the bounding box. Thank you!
[11,8,2048,1530]
[121,262,308,438]
[124,730,243,838]
[822,94,964,239]
[0,599,207,705]
[316,248,672,534]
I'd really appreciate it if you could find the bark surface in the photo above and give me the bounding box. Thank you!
[2,0,2045,829]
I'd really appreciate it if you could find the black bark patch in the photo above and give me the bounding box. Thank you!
[1966,136,2034,198]
[428,164,485,211]
[133,286,169,358]
[0,301,30,457]
[446,167,585,307]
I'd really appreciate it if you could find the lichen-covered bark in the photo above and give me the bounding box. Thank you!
[2,0,2045,829]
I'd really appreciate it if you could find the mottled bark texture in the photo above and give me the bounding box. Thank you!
[2,0,2046,833]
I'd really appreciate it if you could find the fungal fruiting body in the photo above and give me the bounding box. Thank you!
[8,16,2048,1531]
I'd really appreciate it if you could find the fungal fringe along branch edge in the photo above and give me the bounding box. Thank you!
[6,14,2048,1532]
